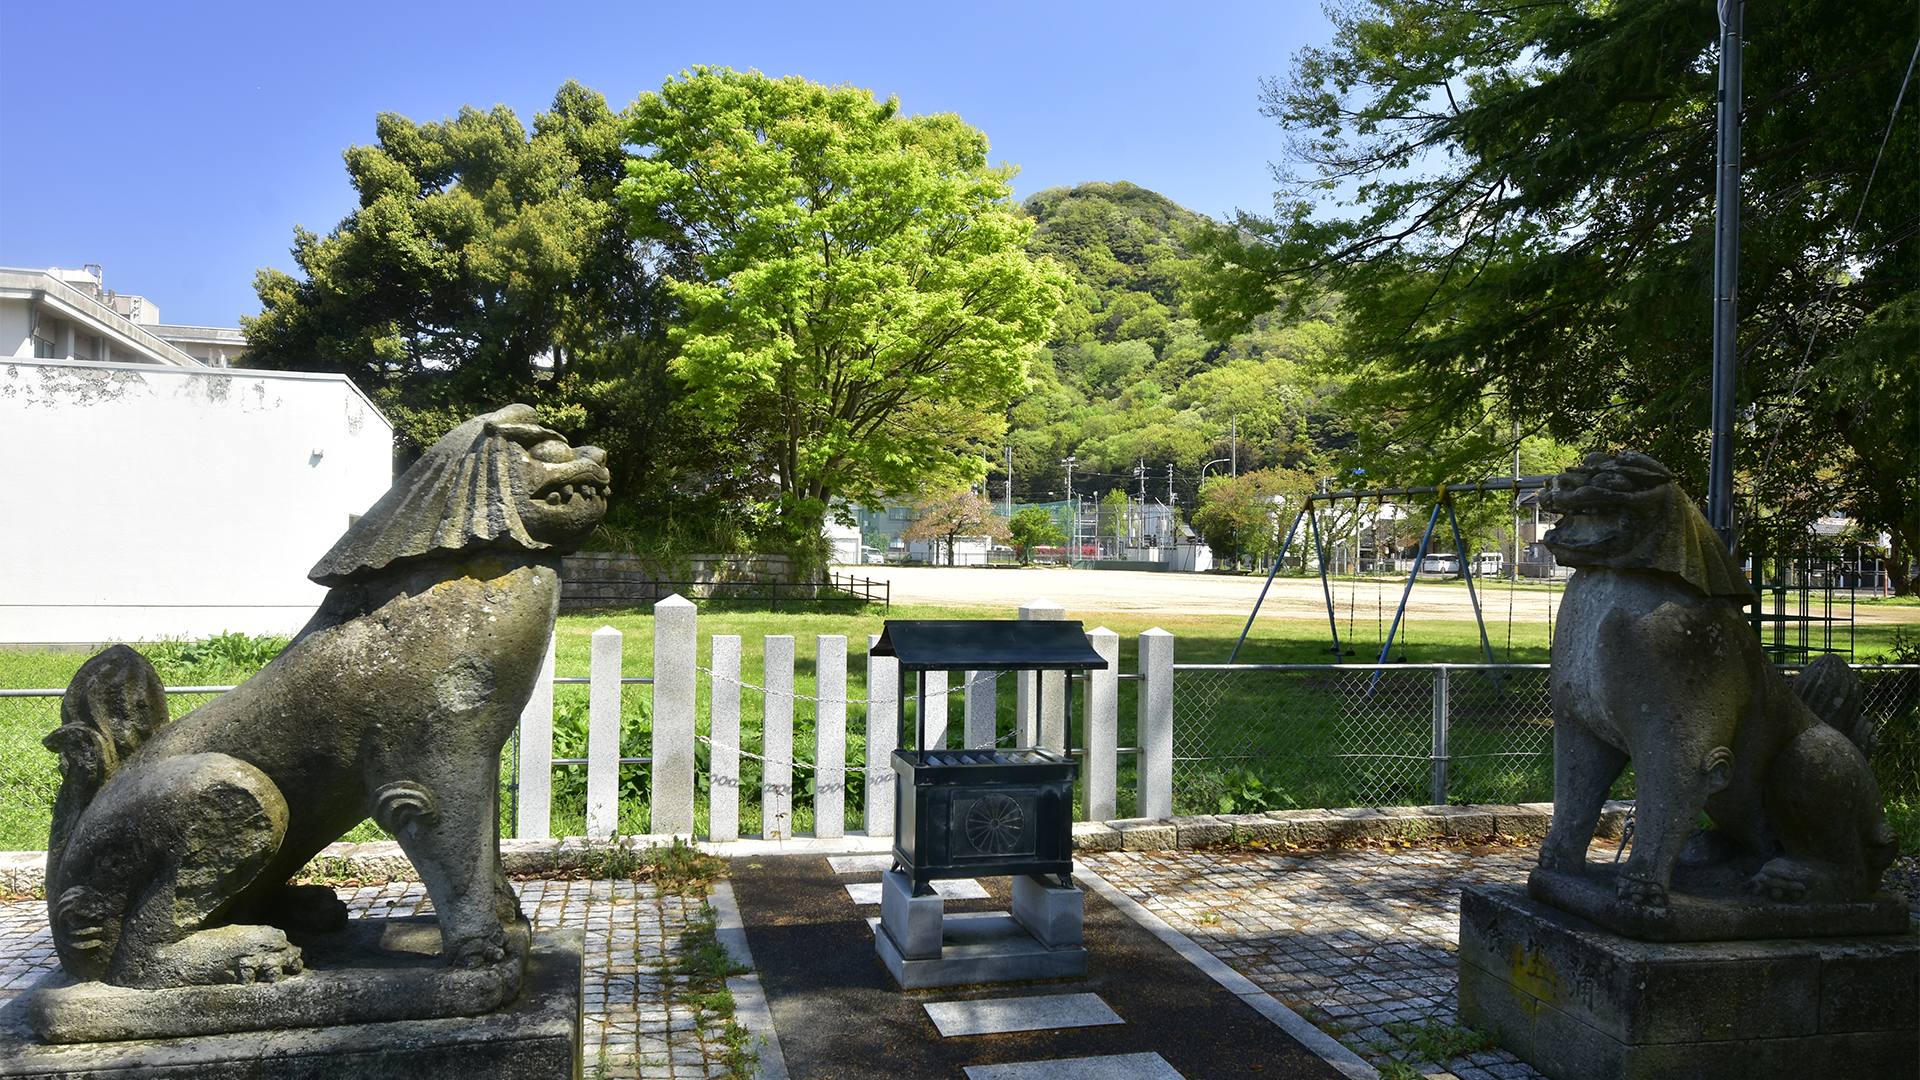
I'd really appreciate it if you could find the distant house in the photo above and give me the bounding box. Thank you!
[1,267,391,646]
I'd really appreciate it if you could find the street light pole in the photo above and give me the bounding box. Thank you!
[1706,0,1743,549]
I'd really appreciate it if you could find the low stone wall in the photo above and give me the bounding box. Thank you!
[560,552,795,610]
[0,801,1626,893]
[1067,801,1629,852]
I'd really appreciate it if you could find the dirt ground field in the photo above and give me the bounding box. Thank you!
[849,565,1920,626]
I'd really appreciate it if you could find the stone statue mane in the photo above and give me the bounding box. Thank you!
[36,404,608,1032]
[310,404,610,587]
[1537,449,1752,602]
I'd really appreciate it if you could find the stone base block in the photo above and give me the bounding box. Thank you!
[879,869,945,960]
[1012,875,1084,950]
[0,928,583,1079]
[870,913,1088,990]
[1458,884,1918,1080]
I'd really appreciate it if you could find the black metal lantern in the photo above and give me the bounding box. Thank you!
[869,620,1107,890]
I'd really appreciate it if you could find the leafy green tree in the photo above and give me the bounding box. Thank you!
[901,489,1012,566]
[1006,506,1067,564]
[239,81,746,538]
[1188,0,1918,589]
[1192,467,1314,568]
[621,68,1067,568]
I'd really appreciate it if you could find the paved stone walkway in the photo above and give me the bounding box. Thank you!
[1082,842,1554,1080]
[0,879,738,1080]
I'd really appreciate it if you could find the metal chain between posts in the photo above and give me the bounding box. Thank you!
[693,665,1001,706]
[690,668,1020,777]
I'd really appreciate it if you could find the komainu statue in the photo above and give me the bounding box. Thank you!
[1529,450,1902,939]
[41,404,608,989]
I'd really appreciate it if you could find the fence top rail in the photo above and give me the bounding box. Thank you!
[1176,661,1919,674]
[1174,663,1553,673]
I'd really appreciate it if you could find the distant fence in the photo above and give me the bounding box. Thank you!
[2,604,1914,849]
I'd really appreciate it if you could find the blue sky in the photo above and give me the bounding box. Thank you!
[0,1,1334,328]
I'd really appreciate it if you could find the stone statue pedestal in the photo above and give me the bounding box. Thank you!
[1528,864,1911,942]
[1458,885,1918,1080]
[1,925,583,1079]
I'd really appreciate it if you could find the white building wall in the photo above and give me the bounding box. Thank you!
[0,359,393,645]
[0,303,30,358]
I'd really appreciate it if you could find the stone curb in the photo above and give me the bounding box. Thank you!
[0,802,1630,893]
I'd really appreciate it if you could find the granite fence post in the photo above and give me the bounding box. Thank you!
[921,670,949,750]
[709,635,742,843]
[816,635,847,839]
[586,625,622,841]
[763,635,795,840]
[1084,626,1120,822]
[515,632,556,840]
[1138,627,1174,820]
[866,634,897,837]
[964,670,997,749]
[1017,598,1066,749]
[651,594,696,837]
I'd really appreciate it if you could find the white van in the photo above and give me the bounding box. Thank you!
[1473,552,1505,577]
[1419,554,1460,574]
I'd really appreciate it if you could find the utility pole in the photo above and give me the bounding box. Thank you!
[1230,416,1238,478]
[1062,456,1077,565]
[1706,0,1743,549]
[1003,445,1014,520]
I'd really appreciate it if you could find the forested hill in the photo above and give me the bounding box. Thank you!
[1024,181,1206,350]
[1003,182,1353,507]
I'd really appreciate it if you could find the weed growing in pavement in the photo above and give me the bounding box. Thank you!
[1365,1016,1500,1078]
[574,842,647,881]
[649,837,729,895]
[535,836,729,894]
[666,904,758,1080]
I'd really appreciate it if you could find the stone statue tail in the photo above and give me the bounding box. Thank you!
[41,645,170,871]
[1790,652,1873,756]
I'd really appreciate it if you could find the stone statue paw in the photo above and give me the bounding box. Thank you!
[447,927,510,969]
[1747,858,1815,903]
[1615,874,1669,909]
[126,924,304,989]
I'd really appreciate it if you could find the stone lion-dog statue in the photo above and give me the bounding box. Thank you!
[42,404,608,988]
[1530,450,1900,938]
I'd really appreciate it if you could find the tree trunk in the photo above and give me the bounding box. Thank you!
[1890,521,1916,597]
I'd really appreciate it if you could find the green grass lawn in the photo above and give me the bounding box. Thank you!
[3,598,1915,851]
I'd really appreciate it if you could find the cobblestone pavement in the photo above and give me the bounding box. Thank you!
[1083,841,1555,1080]
[0,879,737,1080]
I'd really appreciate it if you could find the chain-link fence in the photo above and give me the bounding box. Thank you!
[1856,666,1920,818]
[1170,663,1920,819]
[1170,664,1555,815]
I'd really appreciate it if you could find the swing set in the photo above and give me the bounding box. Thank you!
[1227,478,1553,674]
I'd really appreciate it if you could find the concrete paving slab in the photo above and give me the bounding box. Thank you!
[845,878,987,905]
[924,993,1122,1037]
[828,854,894,874]
[962,1051,1186,1079]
